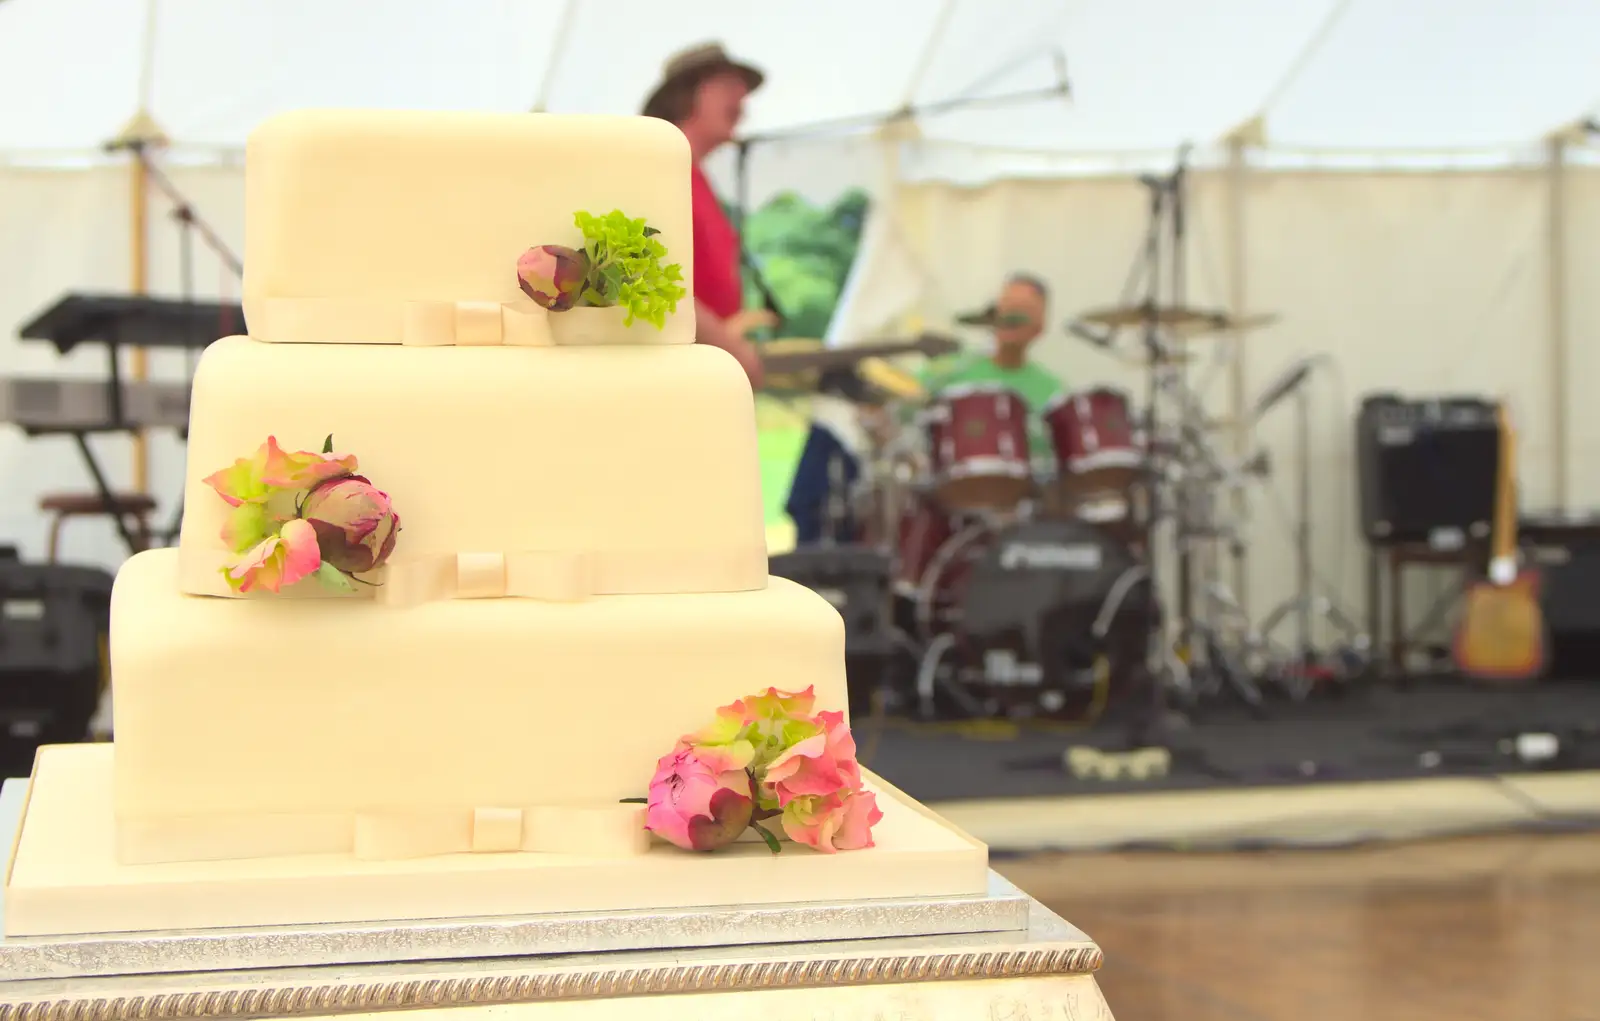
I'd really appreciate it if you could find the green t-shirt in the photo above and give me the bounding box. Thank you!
[915,352,1067,472]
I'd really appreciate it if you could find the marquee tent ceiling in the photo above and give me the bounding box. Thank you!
[2,0,1599,165]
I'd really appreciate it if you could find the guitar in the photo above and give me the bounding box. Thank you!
[758,333,962,394]
[1451,403,1547,682]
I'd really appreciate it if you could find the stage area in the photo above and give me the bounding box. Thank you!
[860,677,1600,852]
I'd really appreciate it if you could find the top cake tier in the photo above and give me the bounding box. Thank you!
[242,110,694,346]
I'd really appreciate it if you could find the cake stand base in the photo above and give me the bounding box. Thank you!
[0,899,1110,1021]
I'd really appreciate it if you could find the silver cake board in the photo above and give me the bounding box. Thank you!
[0,777,1029,982]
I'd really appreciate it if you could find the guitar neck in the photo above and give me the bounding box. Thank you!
[1489,402,1519,575]
[763,339,939,375]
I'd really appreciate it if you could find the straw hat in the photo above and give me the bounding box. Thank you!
[642,42,764,117]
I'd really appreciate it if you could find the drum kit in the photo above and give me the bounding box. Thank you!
[792,147,1369,729]
[815,302,1369,727]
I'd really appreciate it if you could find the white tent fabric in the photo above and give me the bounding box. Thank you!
[3,0,1600,636]
[5,0,1598,162]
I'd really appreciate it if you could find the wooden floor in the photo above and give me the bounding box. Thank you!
[996,829,1600,1021]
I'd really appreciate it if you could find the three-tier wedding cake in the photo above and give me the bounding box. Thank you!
[3,110,987,938]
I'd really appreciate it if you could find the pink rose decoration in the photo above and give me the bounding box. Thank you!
[202,441,276,508]
[300,475,400,575]
[639,688,878,855]
[202,436,358,507]
[763,711,863,806]
[517,244,588,312]
[260,437,359,490]
[730,685,817,725]
[780,789,882,854]
[222,518,321,594]
[645,746,755,851]
[724,685,822,765]
[220,502,279,554]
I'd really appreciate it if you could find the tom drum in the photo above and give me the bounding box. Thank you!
[1043,387,1144,521]
[921,384,1034,511]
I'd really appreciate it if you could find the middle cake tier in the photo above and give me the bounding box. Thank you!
[176,335,767,599]
[111,548,848,865]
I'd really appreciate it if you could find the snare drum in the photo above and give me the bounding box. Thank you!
[921,384,1034,510]
[1043,387,1144,516]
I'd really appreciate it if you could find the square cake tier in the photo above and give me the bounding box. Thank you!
[176,337,766,599]
[112,550,846,865]
[243,110,694,346]
[5,746,989,937]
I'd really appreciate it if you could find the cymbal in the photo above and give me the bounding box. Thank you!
[1170,311,1280,337]
[1078,305,1279,336]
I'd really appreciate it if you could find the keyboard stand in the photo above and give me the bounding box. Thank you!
[16,293,241,556]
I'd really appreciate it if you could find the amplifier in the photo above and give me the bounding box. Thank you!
[768,546,893,658]
[0,550,113,776]
[1523,516,1600,677]
[1356,393,1500,545]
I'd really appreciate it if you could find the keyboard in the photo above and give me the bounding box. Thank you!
[0,377,189,433]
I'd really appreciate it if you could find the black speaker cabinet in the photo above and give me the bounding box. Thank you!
[1356,393,1500,545]
[0,551,114,776]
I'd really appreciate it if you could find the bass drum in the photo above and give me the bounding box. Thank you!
[952,518,1154,718]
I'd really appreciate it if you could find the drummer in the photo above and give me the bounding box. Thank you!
[918,273,1066,477]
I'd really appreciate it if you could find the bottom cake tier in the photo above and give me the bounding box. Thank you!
[4,745,990,936]
[108,549,850,865]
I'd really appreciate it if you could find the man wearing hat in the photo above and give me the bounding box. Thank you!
[643,43,767,389]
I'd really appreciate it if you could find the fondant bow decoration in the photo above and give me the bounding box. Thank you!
[399,299,546,347]
[373,549,768,606]
[353,804,650,860]
[377,550,595,605]
[253,296,552,346]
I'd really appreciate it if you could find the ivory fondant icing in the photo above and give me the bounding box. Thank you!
[242,110,694,346]
[175,336,767,599]
[112,550,846,864]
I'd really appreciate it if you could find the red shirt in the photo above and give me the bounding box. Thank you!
[691,165,743,321]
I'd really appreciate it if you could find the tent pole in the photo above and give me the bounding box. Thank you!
[126,0,160,498]
[129,149,150,495]
[529,0,578,111]
[899,0,958,106]
[1224,131,1252,618]
[1545,134,1569,512]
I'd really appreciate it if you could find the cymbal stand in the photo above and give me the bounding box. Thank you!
[1125,170,1205,713]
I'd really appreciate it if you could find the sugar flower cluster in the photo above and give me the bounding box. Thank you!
[203,436,400,594]
[644,686,882,854]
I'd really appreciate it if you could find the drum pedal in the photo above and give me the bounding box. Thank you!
[1063,745,1171,782]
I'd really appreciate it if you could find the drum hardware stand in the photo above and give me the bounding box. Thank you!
[1128,161,1181,699]
[1164,144,1199,659]
[1246,357,1371,698]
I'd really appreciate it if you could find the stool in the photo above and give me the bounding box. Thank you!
[40,491,157,561]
